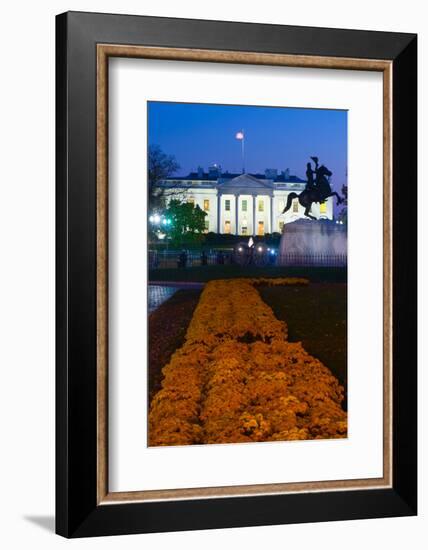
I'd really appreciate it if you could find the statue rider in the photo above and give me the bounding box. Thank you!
[310,156,329,204]
[305,156,320,193]
[305,162,316,190]
[310,156,320,185]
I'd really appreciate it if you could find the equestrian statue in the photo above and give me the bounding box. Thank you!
[282,156,343,220]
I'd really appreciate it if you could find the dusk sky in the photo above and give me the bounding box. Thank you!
[148,101,347,190]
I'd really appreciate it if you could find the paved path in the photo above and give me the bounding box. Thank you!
[148,285,180,314]
[150,281,205,289]
[148,282,205,314]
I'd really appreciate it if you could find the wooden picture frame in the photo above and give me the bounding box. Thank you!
[56,11,417,537]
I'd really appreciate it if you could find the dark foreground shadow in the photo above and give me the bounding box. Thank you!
[24,515,55,533]
[259,283,348,410]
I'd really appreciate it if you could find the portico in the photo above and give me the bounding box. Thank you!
[217,174,274,236]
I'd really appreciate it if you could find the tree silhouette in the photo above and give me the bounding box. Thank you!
[339,184,348,224]
[148,145,180,210]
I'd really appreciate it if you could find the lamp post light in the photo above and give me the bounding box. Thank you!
[149,213,172,251]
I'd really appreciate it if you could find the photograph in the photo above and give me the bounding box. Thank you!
[147,101,349,446]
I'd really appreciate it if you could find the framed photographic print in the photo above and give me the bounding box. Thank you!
[56,11,417,538]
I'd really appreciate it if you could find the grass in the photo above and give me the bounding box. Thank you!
[259,284,347,405]
[149,264,347,283]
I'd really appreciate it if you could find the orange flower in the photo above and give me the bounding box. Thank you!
[148,278,347,446]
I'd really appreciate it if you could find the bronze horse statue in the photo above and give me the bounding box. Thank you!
[282,164,343,220]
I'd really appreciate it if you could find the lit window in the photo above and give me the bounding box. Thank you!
[224,221,231,233]
[320,201,327,214]
[204,199,210,211]
[242,199,248,212]
[279,221,284,232]
[258,221,264,236]
[292,199,299,213]
[225,199,231,211]
[258,199,264,212]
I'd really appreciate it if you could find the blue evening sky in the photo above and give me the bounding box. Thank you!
[148,101,347,190]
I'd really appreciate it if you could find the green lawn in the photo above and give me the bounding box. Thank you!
[259,284,347,406]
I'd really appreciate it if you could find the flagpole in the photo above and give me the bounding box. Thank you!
[242,129,245,174]
[236,130,245,174]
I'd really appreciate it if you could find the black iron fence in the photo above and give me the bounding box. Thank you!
[149,250,234,269]
[277,253,347,267]
[149,249,347,269]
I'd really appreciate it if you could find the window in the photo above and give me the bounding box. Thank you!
[204,199,210,211]
[292,199,299,213]
[241,226,248,235]
[224,221,231,234]
[225,199,231,211]
[204,220,210,232]
[279,221,284,232]
[258,221,264,236]
[258,199,264,212]
[188,197,195,206]
[242,199,248,212]
[320,201,327,214]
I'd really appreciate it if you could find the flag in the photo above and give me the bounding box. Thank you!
[235,131,244,140]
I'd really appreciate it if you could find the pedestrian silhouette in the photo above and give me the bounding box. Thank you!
[178,250,188,268]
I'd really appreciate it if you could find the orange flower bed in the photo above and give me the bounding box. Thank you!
[149,278,347,446]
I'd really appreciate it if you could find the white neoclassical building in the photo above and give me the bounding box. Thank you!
[158,166,333,236]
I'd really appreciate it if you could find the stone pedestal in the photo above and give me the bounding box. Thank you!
[277,219,347,266]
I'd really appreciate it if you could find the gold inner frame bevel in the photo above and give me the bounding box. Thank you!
[96,44,393,505]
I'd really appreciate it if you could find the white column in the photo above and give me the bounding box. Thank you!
[253,194,257,236]
[235,194,239,235]
[217,193,221,233]
[270,195,274,233]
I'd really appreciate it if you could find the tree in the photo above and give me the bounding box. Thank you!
[164,200,207,243]
[148,145,180,210]
[338,184,348,224]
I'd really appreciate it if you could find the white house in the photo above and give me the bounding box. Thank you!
[157,166,333,236]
